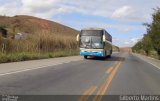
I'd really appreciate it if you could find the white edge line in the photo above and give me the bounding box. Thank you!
[133,53,160,70]
[0,63,62,76]
[0,59,83,76]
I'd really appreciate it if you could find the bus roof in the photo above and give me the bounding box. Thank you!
[81,28,105,30]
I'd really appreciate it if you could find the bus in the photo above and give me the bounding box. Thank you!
[76,28,112,59]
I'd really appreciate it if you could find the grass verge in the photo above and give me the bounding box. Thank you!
[0,50,79,63]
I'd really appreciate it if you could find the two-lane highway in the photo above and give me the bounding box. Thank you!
[0,52,160,101]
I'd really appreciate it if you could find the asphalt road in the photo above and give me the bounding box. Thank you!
[0,52,160,101]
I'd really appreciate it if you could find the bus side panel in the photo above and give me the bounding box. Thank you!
[104,42,112,56]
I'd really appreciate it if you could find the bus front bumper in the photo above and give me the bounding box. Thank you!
[80,49,105,57]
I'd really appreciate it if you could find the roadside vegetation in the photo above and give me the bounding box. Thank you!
[132,8,160,60]
[112,45,120,52]
[0,32,78,63]
[0,15,79,63]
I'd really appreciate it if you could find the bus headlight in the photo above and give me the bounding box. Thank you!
[98,51,104,56]
[99,51,103,54]
[80,50,85,52]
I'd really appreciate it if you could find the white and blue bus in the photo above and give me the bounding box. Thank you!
[76,28,112,59]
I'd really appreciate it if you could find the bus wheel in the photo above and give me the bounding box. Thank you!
[108,55,111,58]
[102,56,106,60]
[84,56,87,59]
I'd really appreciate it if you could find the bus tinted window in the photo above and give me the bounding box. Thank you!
[81,30,103,36]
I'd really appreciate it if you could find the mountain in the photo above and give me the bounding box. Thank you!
[0,15,79,37]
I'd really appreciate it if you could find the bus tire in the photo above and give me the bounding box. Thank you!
[84,56,87,59]
[102,56,106,60]
[105,51,107,58]
[108,55,111,58]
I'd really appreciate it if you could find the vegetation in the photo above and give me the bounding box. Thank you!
[0,25,7,37]
[0,32,78,63]
[132,8,160,59]
[112,45,120,52]
[0,15,79,63]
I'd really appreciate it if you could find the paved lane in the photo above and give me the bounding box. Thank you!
[0,53,120,95]
[107,53,160,95]
[0,52,160,101]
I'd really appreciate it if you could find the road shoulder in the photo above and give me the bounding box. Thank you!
[0,56,82,76]
[133,53,160,70]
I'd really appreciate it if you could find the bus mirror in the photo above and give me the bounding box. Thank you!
[103,35,105,42]
[76,34,79,41]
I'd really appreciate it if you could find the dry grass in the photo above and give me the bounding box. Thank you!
[0,15,80,63]
[0,32,78,63]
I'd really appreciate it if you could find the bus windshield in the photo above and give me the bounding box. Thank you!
[80,36,103,49]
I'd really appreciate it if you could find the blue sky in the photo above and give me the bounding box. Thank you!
[0,0,160,47]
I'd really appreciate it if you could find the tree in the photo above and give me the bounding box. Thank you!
[133,8,160,59]
[148,8,160,59]
[141,34,153,56]
[132,41,143,53]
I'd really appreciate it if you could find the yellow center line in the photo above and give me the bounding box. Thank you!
[114,61,118,65]
[106,67,113,74]
[93,60,123,101]
[78,86,97,101]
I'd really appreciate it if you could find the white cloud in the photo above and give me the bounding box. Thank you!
[120,28,131,33]
[0,1,20,16]
[111,5,148,21]
[0,0,66,19]
[124,38,140,46]
[113,37,143,47]
[19,0,61,19]
[60,20,145,33]
[0,0,160,21]
[21,0,58,13]
[112,6,133,18]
